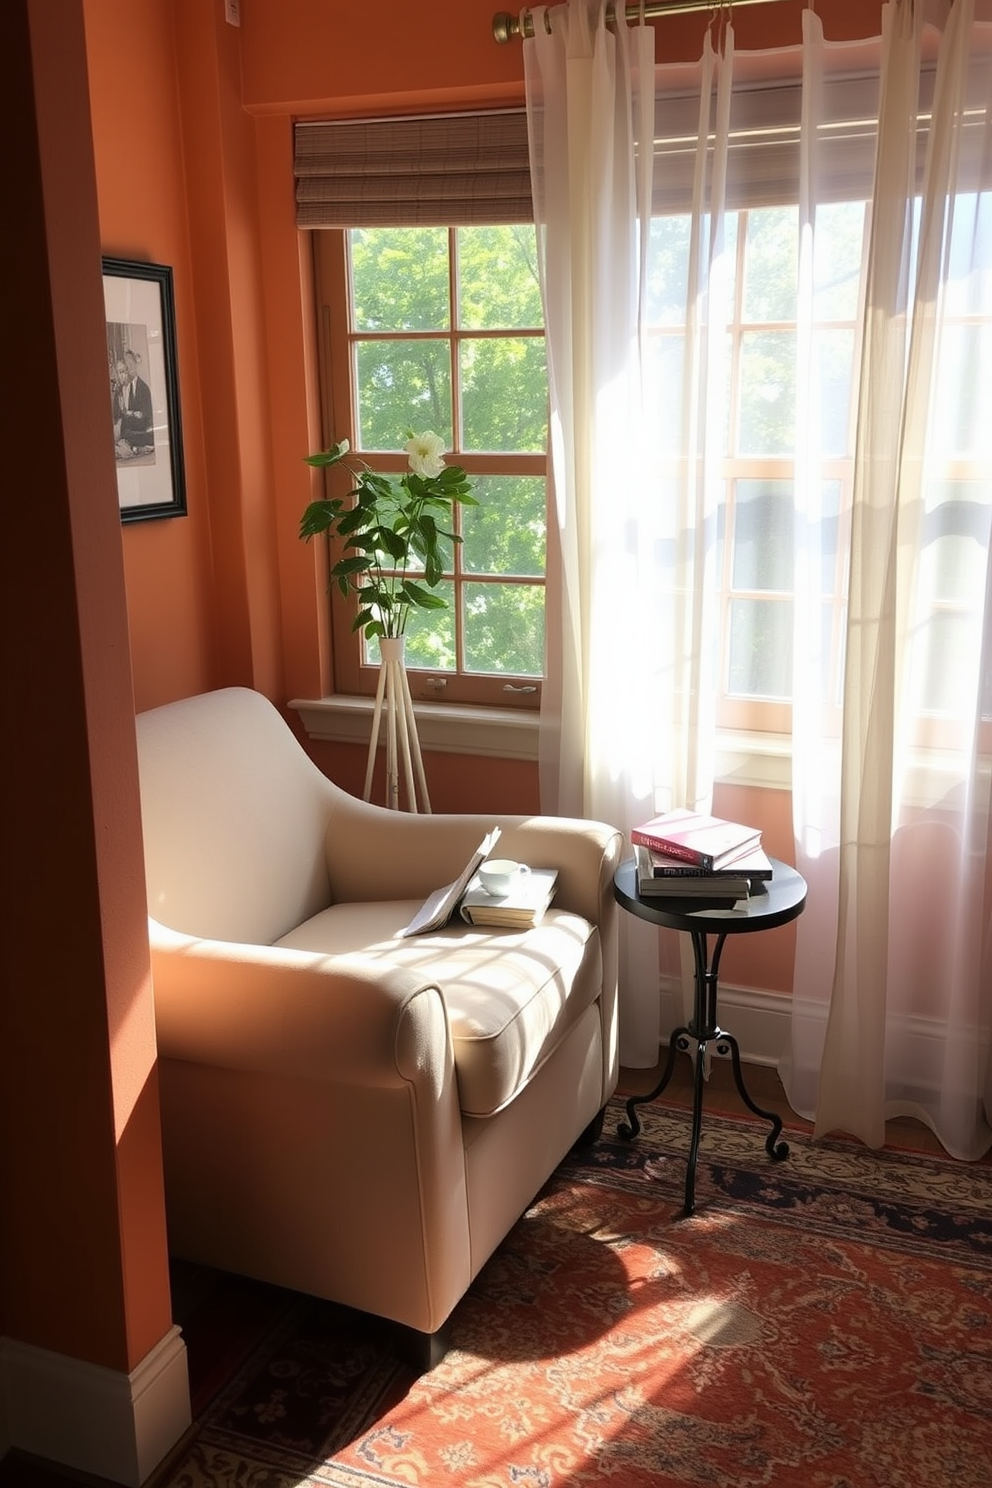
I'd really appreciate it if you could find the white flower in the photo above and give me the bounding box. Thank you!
[404,430,446,479]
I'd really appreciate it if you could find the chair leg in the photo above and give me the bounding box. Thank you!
[395,1320,449,1373]
[573,1105,607,1148]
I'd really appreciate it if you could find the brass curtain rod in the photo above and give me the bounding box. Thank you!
[493,0,788,44]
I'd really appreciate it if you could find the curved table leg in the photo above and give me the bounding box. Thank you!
[717,1030,790,1162]
[618,1027,689,1140]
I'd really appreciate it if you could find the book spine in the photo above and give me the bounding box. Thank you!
[647,859,772,881]
[637,881,749,898]
[630,828,713,870]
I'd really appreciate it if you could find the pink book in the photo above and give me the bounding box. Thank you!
[641,843,774,881]
[630,809,762,871]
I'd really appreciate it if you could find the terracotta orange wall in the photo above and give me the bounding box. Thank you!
[85,1,216,712]
[238,0,887,115]
[2,0,171,1373]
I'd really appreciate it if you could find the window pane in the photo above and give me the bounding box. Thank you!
[816,328,855,458]
[646,214,691,326]
[728,597,793,699]
[943,191,992,317]
[462,477,546,576]
[814,480,843,593]
[355,340,452,449]
[743,207,798,323]
[738,330,796,454]
[460,338,547,452]
[457,226,543,330]
[916,612,981,715]
[923,481,992,604]
[932,322,992,459]
[733,481,794,590]
[723,212,740,310]
[644,333,685,454]
[645,212,741,321]
[814,201,865,320]
[464,583,544,675]
[350,228,449,331]
[824,600,845,708]
[364,583,456,671]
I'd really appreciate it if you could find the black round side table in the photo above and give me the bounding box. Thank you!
[613,856,807,1217]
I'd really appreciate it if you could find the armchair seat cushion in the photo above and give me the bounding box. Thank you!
[275,902,602,1117]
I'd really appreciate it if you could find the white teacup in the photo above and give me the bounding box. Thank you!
[478,859,530,897]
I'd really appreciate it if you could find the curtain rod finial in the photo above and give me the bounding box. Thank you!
[493,10,536,42]
[492,11,519,43]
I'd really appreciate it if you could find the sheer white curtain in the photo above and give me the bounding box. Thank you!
[526,0,747,1065]
[527,0,992,1151]
[785,0,992,1159]
[525,0,686,1066]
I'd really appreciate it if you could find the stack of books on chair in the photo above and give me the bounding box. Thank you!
[459,868,558,928]
[630,809,773,902]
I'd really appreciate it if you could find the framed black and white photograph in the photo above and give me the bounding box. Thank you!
[102,257,186,523]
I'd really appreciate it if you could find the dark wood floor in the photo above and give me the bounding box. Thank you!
[618,1047,957,1156]
[0,1056,967,1487]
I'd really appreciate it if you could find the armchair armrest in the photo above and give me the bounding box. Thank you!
[491,817,623,928]
[147,919,452,1094]
[322,793,622,928]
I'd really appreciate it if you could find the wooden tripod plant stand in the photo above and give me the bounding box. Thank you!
[364,636,431,812]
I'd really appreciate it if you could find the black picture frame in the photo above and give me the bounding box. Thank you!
[102,257,187,523]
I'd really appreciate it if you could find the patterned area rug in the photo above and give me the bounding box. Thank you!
[154,1096,992,1488]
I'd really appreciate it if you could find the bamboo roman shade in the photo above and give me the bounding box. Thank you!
[294,111,533,228]
[648,74,883,213]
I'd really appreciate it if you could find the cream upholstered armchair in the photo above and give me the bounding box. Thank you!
[135,687,622,1364]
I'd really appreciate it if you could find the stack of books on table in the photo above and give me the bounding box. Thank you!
[630,809,773,902]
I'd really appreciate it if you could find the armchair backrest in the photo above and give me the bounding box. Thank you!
[135,688,337,945]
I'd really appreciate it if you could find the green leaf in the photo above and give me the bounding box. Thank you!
[353,606,378,632]
[345,533,384,554]
[401,580,448,610]
[361,473,395,500]
[377,527,408,561]
[329,555,371,578]
[304,438,351,469]
[337,505,371,536]
[298,499,344,539]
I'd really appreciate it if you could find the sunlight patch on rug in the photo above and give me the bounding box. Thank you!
[685,1298,763,1347]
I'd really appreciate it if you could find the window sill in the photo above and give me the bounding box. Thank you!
[291,696,792,789]
[290,695,540,762]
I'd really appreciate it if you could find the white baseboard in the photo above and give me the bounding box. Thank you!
[0,1325,190,1485]
[716,983,793,1066]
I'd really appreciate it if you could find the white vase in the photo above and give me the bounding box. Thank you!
[364,634,431,812]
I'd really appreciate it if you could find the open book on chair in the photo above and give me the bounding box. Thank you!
[400,827,502,937]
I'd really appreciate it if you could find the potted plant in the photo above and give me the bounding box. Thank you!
[299,431,478,811]
[299,430,478,642]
